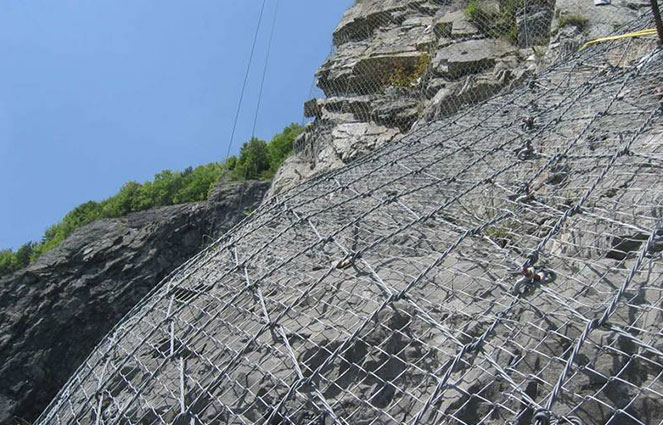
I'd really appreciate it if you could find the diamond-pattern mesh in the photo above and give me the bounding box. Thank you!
[37,9,663,425]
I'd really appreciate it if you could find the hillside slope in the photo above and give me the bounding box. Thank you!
[34,8,663,425]
[0,181,268,425]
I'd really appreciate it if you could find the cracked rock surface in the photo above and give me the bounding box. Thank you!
[0,181,269,425]
[269,0,645,198]
[36,23,663,424]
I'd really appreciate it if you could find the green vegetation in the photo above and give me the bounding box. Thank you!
[389,54,431,88]
[558,14,588,30]
[231,123,303,180]
[484,221,519,248]
[533,46,547,58]
[464,0,487,23]
[0,243,35,277]
[463,0,529,44]
[0,123,303,279]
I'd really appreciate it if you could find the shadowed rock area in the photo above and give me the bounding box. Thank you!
[0,180,269,425]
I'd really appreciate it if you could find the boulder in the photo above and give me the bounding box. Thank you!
[434,10,480,38]
[354,52,429,94]
[371,88,422,131]
[332,0,434,46]
[304,98,321,118]
[331,122,401,163]
[317,41,430,96]
[305,96,374,121]
[434,39,516,78]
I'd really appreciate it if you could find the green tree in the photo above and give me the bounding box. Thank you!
[0,250,17,277]
[225,156,237,170]
[173,162,225,203]
[15,243,34,268]
[0,122,302,278]
[267,123,303,176]
[151,170,183,206]
[98,182,138,217]
[234,137,269,180]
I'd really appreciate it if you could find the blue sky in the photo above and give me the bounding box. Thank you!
[0,0,352,250]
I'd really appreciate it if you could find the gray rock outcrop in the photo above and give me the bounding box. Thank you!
[0,180,269,425]
[35,28,663,424]
[269,0,647,198]
[546,0,648,61]
[268,0,528,197]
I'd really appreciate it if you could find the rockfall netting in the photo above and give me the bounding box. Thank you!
[37,8,663,425]
[282,0,646,198]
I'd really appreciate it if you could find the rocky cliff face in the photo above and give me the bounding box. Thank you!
[3,2,655,424]
[0,180,269,425]
[268,0,647,197]
[35,27,663,424]
[25,1,663,424]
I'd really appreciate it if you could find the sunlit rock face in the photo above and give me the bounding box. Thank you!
[269,0,644,198]
[13,1,663,424]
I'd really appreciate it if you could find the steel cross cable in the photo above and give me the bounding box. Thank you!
[33,9,663,425]
[534,224,662,425]
[406,69,660,425]
[224,0,267,161]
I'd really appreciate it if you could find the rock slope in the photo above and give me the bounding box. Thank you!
[0,180,269,425]
[269,0,647,197]
[34,12,663,424]
[9,1,660,424]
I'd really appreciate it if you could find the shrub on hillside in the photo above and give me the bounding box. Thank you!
[267,123,304,174]
[231,123,303,180]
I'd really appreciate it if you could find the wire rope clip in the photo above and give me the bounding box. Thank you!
[522,266,538,281]
[513,265,552,295]
[336,253,359,270]
[517,141,536,160]
[521,116,536,131]
[523,266,549,282]
[534,409,552,425]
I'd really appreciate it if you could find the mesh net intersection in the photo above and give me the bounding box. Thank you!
[38,11,663,425]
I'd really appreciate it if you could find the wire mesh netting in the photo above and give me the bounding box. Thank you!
[287,0,644,196]
[36,6,663,425]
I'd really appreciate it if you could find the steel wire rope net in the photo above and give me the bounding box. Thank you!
[37,3,663,425]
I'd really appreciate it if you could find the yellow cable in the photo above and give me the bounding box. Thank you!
[581,28,658,50]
